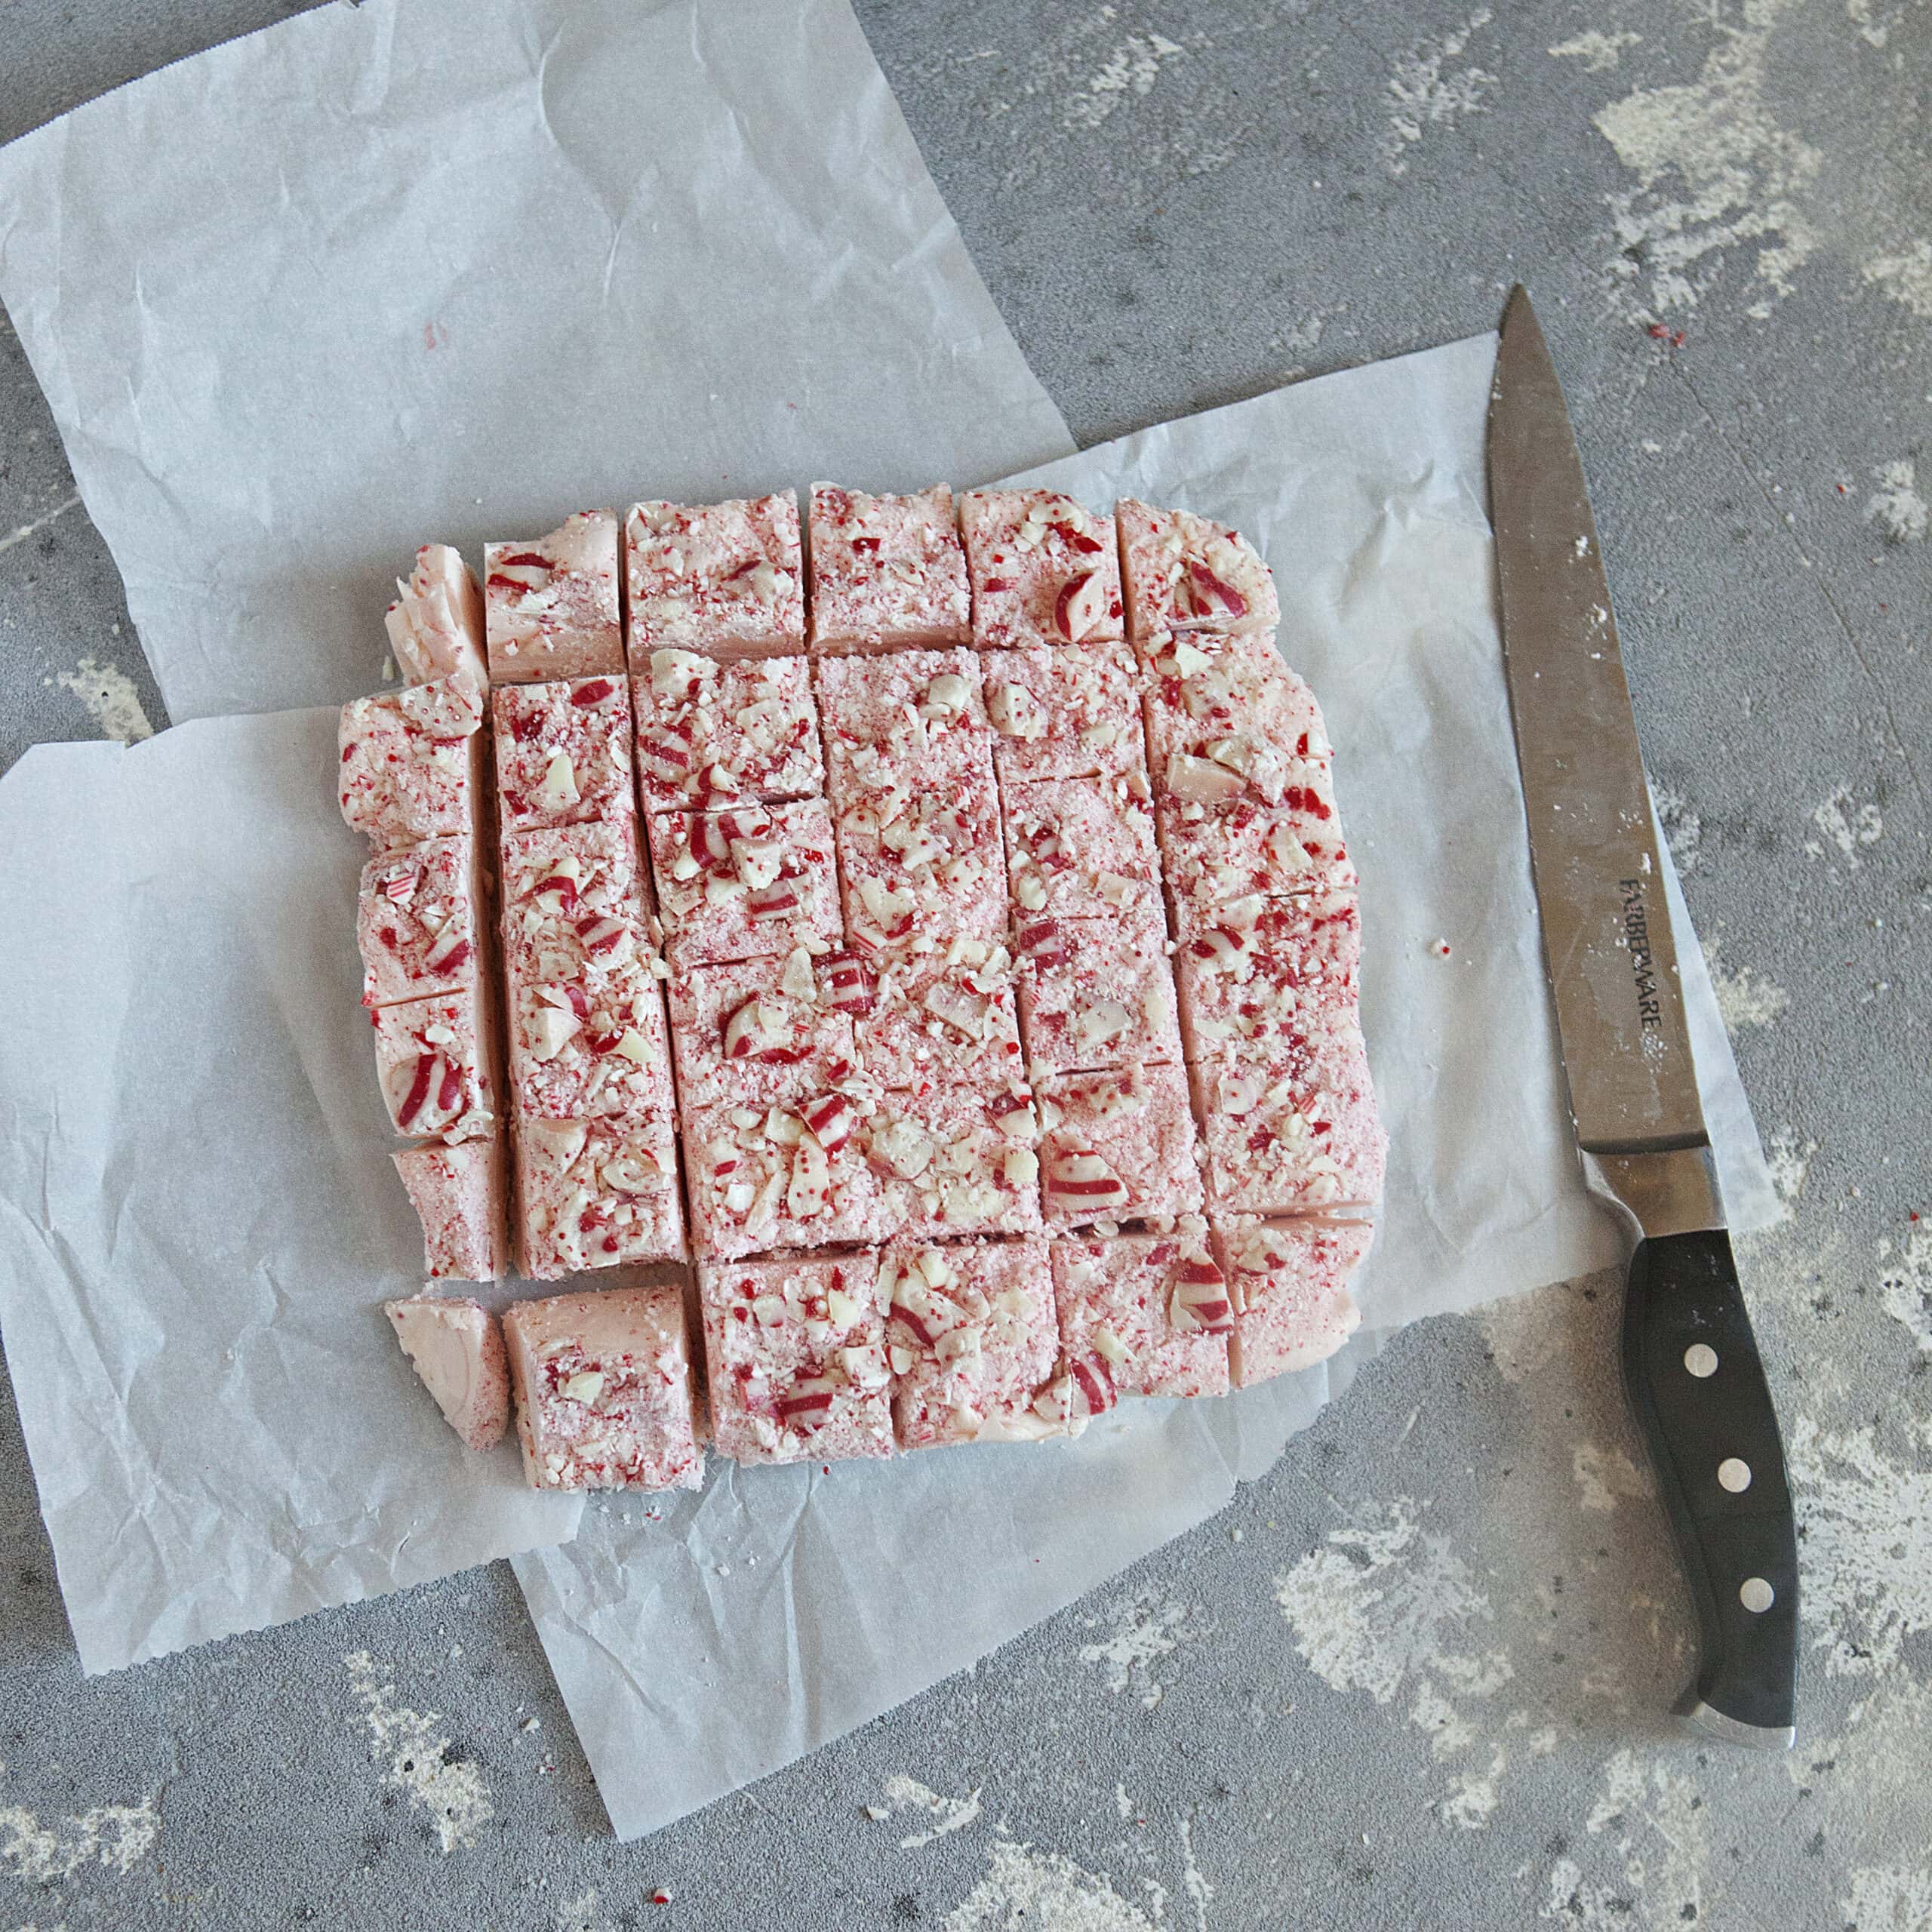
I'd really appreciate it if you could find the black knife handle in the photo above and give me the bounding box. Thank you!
[1621,1229,1798,1740]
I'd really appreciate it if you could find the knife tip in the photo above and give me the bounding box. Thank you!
[1503,282,1533,333]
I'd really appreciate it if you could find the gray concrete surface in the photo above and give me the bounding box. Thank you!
[2,1,1928,1926]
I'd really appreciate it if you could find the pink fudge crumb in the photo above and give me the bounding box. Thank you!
[1215,1215,1371,1386]
[835,767,1008,956]
[667,947,860,1111]
[981,644,1147,789]
[884,1238,1069,1448]
[1036,1063,1204,1229]
[1174,891,1361,1061]
[1157,782,1356,929]
[645,801,841,970]
[632,651,822,814]
[807,483,971,654]
[1016,909,1183,1081]
[624,493,804,661]
[1002,775,1163,927]
[959,489,1124,650]
[1143,634,1329,808]
[485,511,623,684]
[852,940,1025,1088]
[337,678,485,852]
[697,1251,894,1466]
[515,1113,685,1279]
[391,1139,509,1281]
[493,674,635,833]
[1116,500,1281,644]
[816,648,994,807]
[684,1093,891,1259]
[504,1287,705,1492]
[864,1081,1044,1243]
[385,543,487,694]
[371,983,498,1144]
[356,834,481,1010]
[384,1296,511,1452]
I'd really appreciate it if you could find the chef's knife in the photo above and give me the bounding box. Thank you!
[1487,286,1798,1747]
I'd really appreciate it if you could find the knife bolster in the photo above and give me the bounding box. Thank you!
[1583,1145,1724,1241]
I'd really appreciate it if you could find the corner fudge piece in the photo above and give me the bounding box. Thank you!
[632,650,822,814]
[385,543,487,694]
[1036,1063,1203,1229]
[503,1287,704,1492]
[1002,776,1163,926]
[485,511,623,683]
[337,678,485,852]
[864,1082,1044,1242]
[1015,909,1183,1081]
[384,1297,510,1451]
[645,800,841,970]
[834,764,1008,956]
[1143,634,1327,808]
[815,648,994,808]
[684,1093,890,1258]
[1116,500,1281,644]
[356,835,481,1010]
[1156,783,1356,930]
[493,674,635,833]
[371,983,498,1144]
[807,483,971,654]
[852,941,1025,1088]
[959,489,1124,650]
[624,493,804,661]
[667,948,859,1111]
[1215,1216,1371,1387]
[883,1239,1069,1448]
[697,1251,894,1465]
[1174,891,1361,1061]
[515,1113,685,1278]
[981,645,1147,789]
[391,1140,509,1281]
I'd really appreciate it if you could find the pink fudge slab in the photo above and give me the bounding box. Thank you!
[385,543,487,694]
[371,983,498,1144]
[884,1238,1069,1449]
[1216,1215,1371,1387]
[485,511,624,684]
[356,834,481,1011]
[667,948,860,1111]
[807,483,971,654]
[959,489,1124,650]
[384,1297,510,1451]
[1050,1225,1232,1415]
[698,1251,894,1466]
[835,770,1008,956]
[684,1094,891,1259]
[815,648,994,808]
[515,1112,685,1279]
[1016,909,1183,1081]
[1157,784,1356,929]
[337,678,485,852]
[504,1287,704,1492]
[632,651,822,814]
[1175,891,1362,1061]
[492,673,635,833]
[1117,500,1281,643]
[645,801,841,970]
[392,1140,509,1281]
[853,940,1025,1088]
[864,1081,1044,1242]
[1144,638,1329,810]
[1002,775,1163,927]
[1036,1063,1204,1229]
[624,493,804,661]
[981,644,1147,789]
[1195,1009,1386,1214]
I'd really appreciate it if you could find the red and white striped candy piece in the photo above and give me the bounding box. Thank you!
[775,1375,835,1427]
[816,952,875,1013]
[1046,1149,1127,1207]
[1055,572,1106,643]
[1169,1252,1235,1334]
[799,1091,854,1152]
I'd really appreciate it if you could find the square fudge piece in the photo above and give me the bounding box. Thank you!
[503,1287,705,1492]
[392,1139,509,1281]
[835,768,1008,956]
[668,948,859,1111]
[684,1094,891,1259]
[515,1113,685,1279]
[1016,909,1183,1081]
[883,1238,1069,1449]
[356,834,481,1011]
[624,493,804,661]
[698,1251,894,1466]
[645,801,841,970]
[1215,1215,1371,1388]
[337,678,485,852]
[853,940,1025,1089]
[493,674,635,832]
[1002,776,1163,927]
[384,1297,510,1451]
[807,483,971,654]
[371,983,498,1144]
[815,648,994,808]
[981,645,1147,789]
[959,489,1124,649]
[632,650,822,814]
[1051,1226,1232,1415]
[1036,1063,1204,1229]
[864,1081,1044,1243]
[1195,1009,1386,1214]
[485,510,623,683]
[1144,635,1329,810]
[1175,891,1361,1061]
[385,543,487,694]
[1157,783,1356,930]
[1116,500,1281,644]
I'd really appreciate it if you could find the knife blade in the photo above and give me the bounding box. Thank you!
[1487,286,1798,1749]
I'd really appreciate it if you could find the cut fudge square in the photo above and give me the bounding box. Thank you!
[883,1238,1069,1449]
[981,644,1148,789]
[1144,637,1330,810]
[1016,909,1183,1081]
[1116,500,1281,644]
[645,800,841,970]
[493,674,635,832]
[356,834,481,1011]
[1175,891,1362,1061]
[371,983,497,1144]
[1157,787,1356,930]
[863,1081,1044,1243]
[500,818,651,982]
[1051,1225,1232,1414]
[515,1112,685,1279]
[958,489,1124,650]
[485,510,624,684]
[807,482,971,654]
[337,678,485,852]
[1002,776,1164,927]
[384,1297,510,1451]
[1035,1063,1204,1229]
[1195,1011,1386,1214]
[854,940,1025,1088]
[667,948,860,1111]
[392,1139,509,1281]
[385,543,487,694]
[815,648,995,809]
[835,774,1008,956]
[684,1094,891,1259]
[624,493,804,661]
[697,1251,894,1466]
[632,651,822,814]
[1215,1215,1371,1388]
[503,1287,705,1492]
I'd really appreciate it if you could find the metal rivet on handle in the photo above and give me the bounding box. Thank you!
[1718,1457,1752,1494]
[1740,1577,1775,1614]
[1684,1343,1719,1378]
